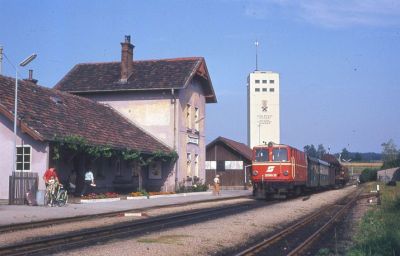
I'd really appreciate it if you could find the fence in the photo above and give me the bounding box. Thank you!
[9,171,38,205]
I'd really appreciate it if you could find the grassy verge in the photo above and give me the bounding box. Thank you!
[347,182,400,256]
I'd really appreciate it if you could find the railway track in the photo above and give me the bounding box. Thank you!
[0,199,264,256]
[235,189,369,256]
[0,195,250,233]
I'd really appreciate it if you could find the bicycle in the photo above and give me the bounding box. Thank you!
[45,181,68,207]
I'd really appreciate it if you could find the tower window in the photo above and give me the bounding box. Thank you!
[255,88,260,92]
[262,80,267,84]
[269,80,275,84]
[262,88,267,92]
[270,88,275,92]
[255,80,260,84]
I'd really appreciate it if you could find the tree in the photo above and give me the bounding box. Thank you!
[304,144,317,158]
[340,148,350,161]
[353,152,362,162]
[381,139,400,169]
[317,144,326,158]
[359,168,378,183]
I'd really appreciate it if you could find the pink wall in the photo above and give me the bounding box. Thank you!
[0,115,49,200]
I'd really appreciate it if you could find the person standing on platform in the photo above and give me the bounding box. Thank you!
[81,169,95,197]
[213,174,220,196]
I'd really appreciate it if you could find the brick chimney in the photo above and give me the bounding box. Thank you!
[24,69,38,84]
[120,35,134,83]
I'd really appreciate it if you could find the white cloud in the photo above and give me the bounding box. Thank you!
[243,0,400,28]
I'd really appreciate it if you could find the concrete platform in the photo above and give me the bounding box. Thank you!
[0,190,252,226]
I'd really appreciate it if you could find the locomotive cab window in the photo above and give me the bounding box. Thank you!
[255,148,269,162]
[272,148,288,162]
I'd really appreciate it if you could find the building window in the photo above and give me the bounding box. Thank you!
[187,153,192,176]
[216,160,225,171]
[270,88,275,92]
[262,88,267,92]
[194,107,199,131]
[131,161,140,177]
[186,104,192,129]
[255,79,260,84]
[225,161,243,170]
[269,80,275,84]
[205,161,216,170]
[255,88,260,92]
[16,146,31,171]
[149,161,162,179]
[194,154,199,177]
[262,80,267,84]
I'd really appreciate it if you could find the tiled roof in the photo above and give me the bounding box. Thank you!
[0,75,171,153]
[55,57,217,103]
[321,154,341,166]
[207,136,253,161]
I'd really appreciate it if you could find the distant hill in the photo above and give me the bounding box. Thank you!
[333,152,382,162]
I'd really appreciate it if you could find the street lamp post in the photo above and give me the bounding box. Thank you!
[12,54,37,172]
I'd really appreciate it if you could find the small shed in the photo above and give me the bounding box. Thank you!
[377,168,400,183]
[205,136,252,189]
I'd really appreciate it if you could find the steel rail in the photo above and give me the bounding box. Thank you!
[0,201,257,256]
[0,195,250,233]
[235,189,363,256]
[286,190,362,256]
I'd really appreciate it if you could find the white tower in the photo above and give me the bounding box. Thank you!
[247,70,280,148]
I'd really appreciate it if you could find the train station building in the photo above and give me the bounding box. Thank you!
[0,36,217,202]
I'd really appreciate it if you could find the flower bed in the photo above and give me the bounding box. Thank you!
[81,192,119,200]
[148,191,175,196]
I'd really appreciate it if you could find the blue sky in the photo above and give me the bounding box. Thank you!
[1,0,399,153]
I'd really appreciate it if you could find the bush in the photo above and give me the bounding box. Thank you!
[359,168,378,183]
[176,182,208,193]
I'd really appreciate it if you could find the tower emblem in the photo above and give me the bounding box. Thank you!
[262,100,268,112]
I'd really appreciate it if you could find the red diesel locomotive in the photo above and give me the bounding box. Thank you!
[251,143,345,199]
[252,143,307,199]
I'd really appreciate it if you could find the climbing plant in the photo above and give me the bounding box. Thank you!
[51,135,178,165]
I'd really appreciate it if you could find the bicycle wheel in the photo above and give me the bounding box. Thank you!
[58,191,68,206]
[44,190,51,206]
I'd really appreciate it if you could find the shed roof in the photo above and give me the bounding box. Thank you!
[55,57,217,103]
[0,75,171,153]
[207,136,253,162]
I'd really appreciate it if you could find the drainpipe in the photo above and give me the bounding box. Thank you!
[171,88,178,191]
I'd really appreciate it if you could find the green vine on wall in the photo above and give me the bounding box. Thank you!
[51,135,178,165]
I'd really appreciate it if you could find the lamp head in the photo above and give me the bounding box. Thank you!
[19,54,37,67]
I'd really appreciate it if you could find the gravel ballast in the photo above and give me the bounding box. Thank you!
[48,186,358,256]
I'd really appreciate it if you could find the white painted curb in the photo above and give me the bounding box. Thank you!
[126,196,148,200]
[126,191,212,200]
[80,198,121,203]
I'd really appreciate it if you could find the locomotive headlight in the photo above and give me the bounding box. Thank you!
[252,170,259,176]
[283,170,289,176]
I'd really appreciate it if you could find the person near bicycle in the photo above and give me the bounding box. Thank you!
[43,168,62,206]
[43,167,59,186]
